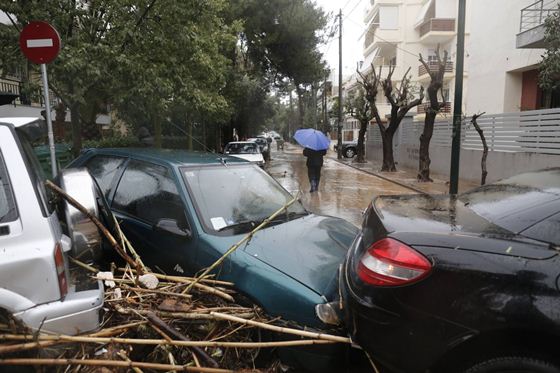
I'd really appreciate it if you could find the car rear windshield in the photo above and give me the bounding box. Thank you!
[225,143,259,154]
[0,150,17,223]
[182,164,306,234]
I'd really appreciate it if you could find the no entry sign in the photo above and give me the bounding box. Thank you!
[19,21,61,64]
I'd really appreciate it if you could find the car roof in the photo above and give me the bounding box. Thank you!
[0,117,43,128]
[85,148,249,167]
[226,141,257,145]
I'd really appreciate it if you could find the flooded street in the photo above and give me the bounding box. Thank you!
[266,143,417,226]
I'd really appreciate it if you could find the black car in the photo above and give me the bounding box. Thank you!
[334,141,357,158]
[340,168,560,373]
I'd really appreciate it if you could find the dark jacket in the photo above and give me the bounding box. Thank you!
[303,148,326,167]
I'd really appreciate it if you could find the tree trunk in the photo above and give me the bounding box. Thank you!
[356,120,368,163]
[70,102,82,158]
[418,110,436,182]
[381,130,396,171]
[296,86,305,128]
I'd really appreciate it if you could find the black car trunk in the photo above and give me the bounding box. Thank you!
[362,194,555,260]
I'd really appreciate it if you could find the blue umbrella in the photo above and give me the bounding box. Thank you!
[293,128,331,151]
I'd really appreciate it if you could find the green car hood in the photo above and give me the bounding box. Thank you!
[242,214,359,298]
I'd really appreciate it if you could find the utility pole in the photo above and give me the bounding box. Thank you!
[289,89,293,140]
[449,0,466,194]
[337,9,343,159]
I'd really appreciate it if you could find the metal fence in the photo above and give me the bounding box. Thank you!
[519,0,558,32]
[369,108,560,156]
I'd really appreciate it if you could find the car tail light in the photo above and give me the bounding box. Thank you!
[54,243,68,298]
[357,238,431,286]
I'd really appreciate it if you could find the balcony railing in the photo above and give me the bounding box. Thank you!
[0,77,57,107]
[417,102,451,114]
[418,60,454,77]
[418,18,456,37]
[520,0,557,32]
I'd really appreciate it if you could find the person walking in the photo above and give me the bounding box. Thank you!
[303,147,326,192]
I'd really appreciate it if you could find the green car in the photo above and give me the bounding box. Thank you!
[69,148,358,369]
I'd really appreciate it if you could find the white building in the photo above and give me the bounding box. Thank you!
[361,0,467,119]
[466,0,556,114]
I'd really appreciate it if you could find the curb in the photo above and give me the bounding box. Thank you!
[328,157,428,195]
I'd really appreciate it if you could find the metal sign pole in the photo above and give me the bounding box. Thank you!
[40,63,57,177]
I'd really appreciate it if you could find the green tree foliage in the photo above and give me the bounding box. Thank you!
[539,8,560,90]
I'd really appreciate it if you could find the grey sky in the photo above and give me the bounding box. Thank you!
[314,0,367,82]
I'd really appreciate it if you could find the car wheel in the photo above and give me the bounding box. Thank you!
[344,147,356,158]
[464,356,560,373]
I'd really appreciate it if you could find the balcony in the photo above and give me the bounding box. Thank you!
[418,60,454,81]
[417,18,455,44]
[417,102,451,114]
[516,0,557,48]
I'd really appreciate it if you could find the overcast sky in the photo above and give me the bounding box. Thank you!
[314,0,367,82]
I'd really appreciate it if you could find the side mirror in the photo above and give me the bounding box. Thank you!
[154,218,192,238]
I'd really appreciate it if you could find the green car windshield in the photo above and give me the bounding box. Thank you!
[182,164,306,234]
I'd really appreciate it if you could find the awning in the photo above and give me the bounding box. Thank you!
[0,92,18,106]
[415,0,433,28]
[359,8,380,40]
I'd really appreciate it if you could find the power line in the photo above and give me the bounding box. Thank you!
[344,0,364,20]
[341,0,353,12]
[344,16,419,58]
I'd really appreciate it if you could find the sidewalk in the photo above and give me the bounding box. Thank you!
[329,152,478,195]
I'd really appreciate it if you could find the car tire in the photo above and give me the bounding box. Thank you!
[344,147,356,158]
[463,356,560,373]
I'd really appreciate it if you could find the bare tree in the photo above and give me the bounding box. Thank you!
[470,112,488,185]
[358,65,424,171]
[346,87,373,163]
[417,45,449,182]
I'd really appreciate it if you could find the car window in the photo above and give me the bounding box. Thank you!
[225,143,258,154]
[0,151,17,223]
[521,212,560,246]
[182,164,306,234]
[85,155,125,198]
[113,160,187,227]
[16,129,54,216]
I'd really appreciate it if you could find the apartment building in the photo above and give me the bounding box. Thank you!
[466,0,556,114]
[361,0,467,119]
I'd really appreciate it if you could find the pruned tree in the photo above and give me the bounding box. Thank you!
[417,45,449,182]
[470,112,488,185]
[346,87,373,163]
[359,65,424,171]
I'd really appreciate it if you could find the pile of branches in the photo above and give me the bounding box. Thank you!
[0,262,349,372]
[0,183,349,372]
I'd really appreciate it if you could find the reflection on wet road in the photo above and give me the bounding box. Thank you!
[266,143,417,226]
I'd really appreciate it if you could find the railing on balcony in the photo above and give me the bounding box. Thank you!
[418,18,456,37]
[418,60,454,77]
[520,0,557,32]
[0,77,57,107]
[417,102,451,114]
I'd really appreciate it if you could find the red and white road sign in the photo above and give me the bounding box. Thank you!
[19,21,61,64]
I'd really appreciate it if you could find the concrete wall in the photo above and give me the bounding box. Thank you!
[397,142,560,183]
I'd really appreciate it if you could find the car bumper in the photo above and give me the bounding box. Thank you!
[15,279,104,335]
[339,259,472,373]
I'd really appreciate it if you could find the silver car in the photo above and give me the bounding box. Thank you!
[0,117,104,335]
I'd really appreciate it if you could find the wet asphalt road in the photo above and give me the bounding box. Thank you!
[266,143,417,227]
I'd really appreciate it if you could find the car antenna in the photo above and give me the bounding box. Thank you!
[165,118,214,153]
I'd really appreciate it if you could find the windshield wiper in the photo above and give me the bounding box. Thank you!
[217,220,260,232]
[271,210,309,223]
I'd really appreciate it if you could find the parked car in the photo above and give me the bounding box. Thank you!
[224,141,265,167]
[0,117,104,335]
[248,137,270,161]
[70,148,359,370]
[340,168,560,373]
[333,141,357,158]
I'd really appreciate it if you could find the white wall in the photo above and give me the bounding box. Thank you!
[465,0,545,115]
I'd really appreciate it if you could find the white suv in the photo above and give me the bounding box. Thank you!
[0,117,104,335]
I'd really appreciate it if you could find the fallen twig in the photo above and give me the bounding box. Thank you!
[0,358,234,373]
[184,194,301,294]
[210,312,351,344]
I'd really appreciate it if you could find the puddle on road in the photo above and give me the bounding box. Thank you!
[267,145,416,226]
